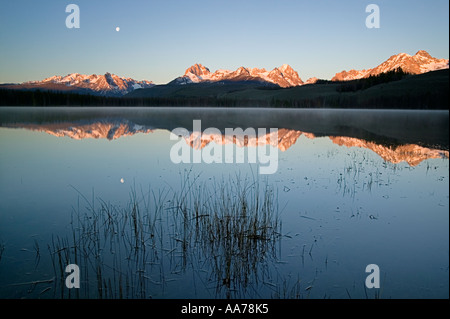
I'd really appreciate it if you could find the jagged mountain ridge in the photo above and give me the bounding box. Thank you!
[6,120,448,166]
[2,50,447,97]
[172,63,304,88]
[332,50,449,81]
[5,73,155,96]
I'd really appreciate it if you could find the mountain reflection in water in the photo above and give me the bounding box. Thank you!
[4,117,448,167]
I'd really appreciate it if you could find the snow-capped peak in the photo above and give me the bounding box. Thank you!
[184,64,211,77]
[175,64,303,87]
[415,50,432,59]
[279,64,293,72]
[23,73,154,96]
[332,50,449,81]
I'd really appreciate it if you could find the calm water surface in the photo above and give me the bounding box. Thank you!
[0,107,448,299]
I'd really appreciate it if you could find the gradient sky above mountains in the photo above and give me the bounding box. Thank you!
[0,0,448,84]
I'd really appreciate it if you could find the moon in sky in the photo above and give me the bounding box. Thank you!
[116,27,120,32]
[120,178,124,184]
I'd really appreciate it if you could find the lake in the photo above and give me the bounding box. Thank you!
[0,107,448,299]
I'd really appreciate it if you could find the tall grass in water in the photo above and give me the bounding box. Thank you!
[46,172,282,299]
[171,172,281,298]
[0,241,4,264]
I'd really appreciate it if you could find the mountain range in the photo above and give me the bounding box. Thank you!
[171,50,448,86]
[1,50,448,97]
[332,50,449,81]
[1,73,154,96]
[171,63,304,87]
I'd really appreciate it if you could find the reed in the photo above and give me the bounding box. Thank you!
[0,241,4,264]
[169,173,281,298]
[31,172,286,298]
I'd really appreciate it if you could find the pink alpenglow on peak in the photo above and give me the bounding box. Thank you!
[304,77,319,85]
[175,64,304,87]
[23,73,154,96]
[184,64,211,77]
[332,50,449,81]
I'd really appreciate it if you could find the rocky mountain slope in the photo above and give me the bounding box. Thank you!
[2,73,154,96]
[172,63,303,87]
[332,50,448,81]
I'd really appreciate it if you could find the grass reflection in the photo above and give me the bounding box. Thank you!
[47,172,285,299]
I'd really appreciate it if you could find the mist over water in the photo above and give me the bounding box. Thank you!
[1,107,448,149]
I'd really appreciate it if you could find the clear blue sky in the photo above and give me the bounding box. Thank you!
[0,0,448,84]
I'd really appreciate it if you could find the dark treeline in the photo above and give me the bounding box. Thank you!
[269,92,448,109]
[336,68,410,92]
[0,89,249,107]
[0,80,447,110]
